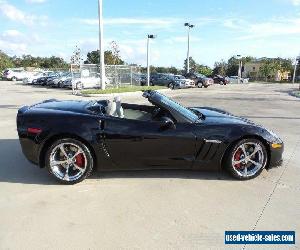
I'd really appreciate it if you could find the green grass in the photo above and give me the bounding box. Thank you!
[81,85,166,95]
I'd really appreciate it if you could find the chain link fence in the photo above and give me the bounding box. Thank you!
[70,64,142,89]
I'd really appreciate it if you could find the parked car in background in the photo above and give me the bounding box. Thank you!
[36,72,59,86]
[62,74,111,89]
[3,69,31,81]
[149,73,172,87]
[73,77,100,89]
[46,72,69,87]
[173,75,195,89]
[184,73,214,88]
[212,75,230,85]
[139,74,147,86]
[52,72,72,88]
[23,72,45,84]
[61,73,80,88]
[229,76,249,84]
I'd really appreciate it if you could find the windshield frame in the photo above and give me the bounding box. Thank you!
[145,91,200,123]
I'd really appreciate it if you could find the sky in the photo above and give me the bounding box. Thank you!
[0,0,300,68]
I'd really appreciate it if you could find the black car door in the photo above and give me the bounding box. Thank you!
[99,116,196,170]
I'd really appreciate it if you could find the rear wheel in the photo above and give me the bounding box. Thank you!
[197,82,203,88]
[168,82,175,89]
[76,82,83,90]
[225,139,267,180]
[45,138,94,184]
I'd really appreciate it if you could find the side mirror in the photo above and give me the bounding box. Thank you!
[160,116,176,130]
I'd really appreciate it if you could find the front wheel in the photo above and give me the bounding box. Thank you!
[45,138,94,184]
[197,82,203,88]
[225,139,268,180]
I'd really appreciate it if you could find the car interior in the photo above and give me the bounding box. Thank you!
[96,97,172,122]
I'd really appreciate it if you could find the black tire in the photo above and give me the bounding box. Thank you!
[11,77,17,81]
[168,82,175,89]
[76,82,83,90]
[197,82,203,88]
[45,138,94,184]
[225,138,268,180]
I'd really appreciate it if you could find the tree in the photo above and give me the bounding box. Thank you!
[278,58,293,73]
[0,51,14,71]
[259,59,277,81]
[85,50,125,65]
[213,60,227,76]
[168,66,179,74]
[85,41,125,65]
[183,57,212,75]
[85,50,99,64]
[70,46,82,66]
[197,64,213,76]
[183,57,197,73]
[110,41,123,65]
[226,56,239,76]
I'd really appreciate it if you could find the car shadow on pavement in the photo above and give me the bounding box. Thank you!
[0,139,58,185]
[0,139,233,185]
[93,169,232,181]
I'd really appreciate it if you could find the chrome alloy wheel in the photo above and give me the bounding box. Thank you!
[231,142,266,178]
[49,142,87,182]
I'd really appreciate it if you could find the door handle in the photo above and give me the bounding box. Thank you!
[99,120,105,130]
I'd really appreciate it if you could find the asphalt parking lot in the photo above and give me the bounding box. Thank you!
[0,81,299,250]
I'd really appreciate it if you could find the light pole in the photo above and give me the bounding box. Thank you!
[147,34,156,86]
[184,22,195,73]
[98,0,106,90]
[292,55,300,84]
[236,54,242,84]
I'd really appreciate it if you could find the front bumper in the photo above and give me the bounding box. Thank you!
[268,142,284,168]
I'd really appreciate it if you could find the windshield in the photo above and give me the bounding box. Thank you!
[157,94,199,122]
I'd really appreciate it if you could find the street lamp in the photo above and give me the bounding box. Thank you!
[98,0,106,90]
[184,22,195,73]
[147,34,156,86]
[292,55,300,84]
[236,54,242,84]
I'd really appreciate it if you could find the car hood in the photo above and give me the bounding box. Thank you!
[191,107,255,125]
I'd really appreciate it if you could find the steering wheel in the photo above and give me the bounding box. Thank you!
[152,107,161,119]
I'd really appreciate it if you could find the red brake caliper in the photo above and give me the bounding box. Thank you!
[234,149,242,169]
[75,153,85,168]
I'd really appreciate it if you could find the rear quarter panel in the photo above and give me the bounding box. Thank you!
[17,109,113,169]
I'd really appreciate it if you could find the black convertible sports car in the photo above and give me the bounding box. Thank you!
[17,91,283,184]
